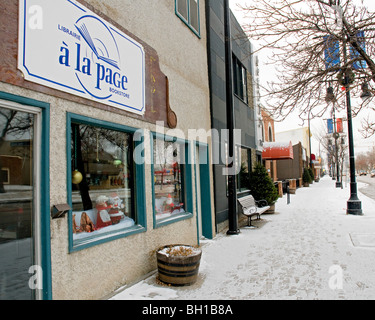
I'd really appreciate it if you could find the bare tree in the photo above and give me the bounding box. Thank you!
[355,152,369,171]
[355,146,375,170]
[314,121,348,180]
[0,109,33,193]
[366,145,375,168]
[238,0,375,134]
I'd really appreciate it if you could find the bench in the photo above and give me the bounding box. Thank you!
[237,195,270,227]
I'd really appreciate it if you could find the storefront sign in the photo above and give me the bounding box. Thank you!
[18,0,145,115]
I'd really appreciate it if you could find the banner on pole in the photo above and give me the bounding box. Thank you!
[336,118,343,133]
[327,119,333,134]
[324,35,341,70]
[350,31,367,70]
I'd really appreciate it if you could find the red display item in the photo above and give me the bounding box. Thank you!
[108,208,124,224]
[96,210,112,229]
[95,195,112,229]
[107,193,125,224]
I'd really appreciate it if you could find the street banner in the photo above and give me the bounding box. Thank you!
[324,35,340,70]
[336,118,343,133]
[327,119,333,134]
[350,31,367,70]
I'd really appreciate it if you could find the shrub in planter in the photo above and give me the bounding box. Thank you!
[308,167,314,183]
[302,168,311,187]
[248,162,279,208]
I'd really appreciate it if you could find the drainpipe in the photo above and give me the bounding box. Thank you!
[224,0,239,235]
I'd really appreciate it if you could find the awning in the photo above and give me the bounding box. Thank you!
[262,141,294,160]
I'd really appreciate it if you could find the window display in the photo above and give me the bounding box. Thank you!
[153,138,186,222]
[70,122,135,243]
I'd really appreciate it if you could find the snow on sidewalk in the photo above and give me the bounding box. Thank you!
[110,176,375,300]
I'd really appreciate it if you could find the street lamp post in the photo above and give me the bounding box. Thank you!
[308,111,312,169]
[343,69,363,215]
[224,0,240,234]
[332,107,342,188]
[329,2,362,215]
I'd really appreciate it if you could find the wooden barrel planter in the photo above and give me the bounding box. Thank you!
[156,244,202,286]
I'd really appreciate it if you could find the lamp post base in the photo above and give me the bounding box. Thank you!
[227,229,240,235]
[347,199,363,215]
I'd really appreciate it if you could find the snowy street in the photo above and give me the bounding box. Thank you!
[110,175,375,300]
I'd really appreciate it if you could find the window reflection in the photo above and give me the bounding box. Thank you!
[237,147,250,192]
[0,107,34,300]
[153,138,185,221]
[71,122,135,243]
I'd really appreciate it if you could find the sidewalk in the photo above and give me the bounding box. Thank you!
[109,176,375,300]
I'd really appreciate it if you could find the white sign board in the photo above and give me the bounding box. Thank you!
[18,0,145,115]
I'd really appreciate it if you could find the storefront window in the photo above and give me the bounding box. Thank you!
[153,136,191,225]
[237,147,250,192]
[224,144,251,194]
[69,119,140,247]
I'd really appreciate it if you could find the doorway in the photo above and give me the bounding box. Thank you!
[0,97,49,300]
[195,143,213,243]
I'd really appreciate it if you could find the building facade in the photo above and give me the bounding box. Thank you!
[275,127,311,182]
[0,0,214,300]
[261,107,278,182]
[206,0,258,232]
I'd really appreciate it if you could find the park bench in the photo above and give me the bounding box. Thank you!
[237,195,270,227]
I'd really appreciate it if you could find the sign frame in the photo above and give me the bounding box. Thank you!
[18,0,146,115]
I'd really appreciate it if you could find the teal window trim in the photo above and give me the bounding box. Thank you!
[150,131,194,229]
[193,141,213,244]
[175,0,201,38]
[66,113,147,252]
[0,91,52,300]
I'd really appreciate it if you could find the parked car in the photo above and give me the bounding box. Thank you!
[371,170,375,178]
[359,170,367,176]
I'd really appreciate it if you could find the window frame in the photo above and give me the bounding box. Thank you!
[1,167,10,184]
[175,0,201,38]
[0,91,52,300]
[232,55,248,104]
[236,146,251,194]
[66,113,147,252]
[151,132,194,229]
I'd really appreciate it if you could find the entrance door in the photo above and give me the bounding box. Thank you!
[0,102,42,300]
[195,146,203,239]
[195,144,213,242]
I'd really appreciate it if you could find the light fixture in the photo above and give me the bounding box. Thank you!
[360,82,372,101]
[325,86,336,103]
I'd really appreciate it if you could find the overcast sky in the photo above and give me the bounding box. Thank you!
[229,0,375,157]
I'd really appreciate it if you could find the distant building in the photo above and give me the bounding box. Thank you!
[261,108,278,181]
[276,127,312,163]
[275,128,311,182]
